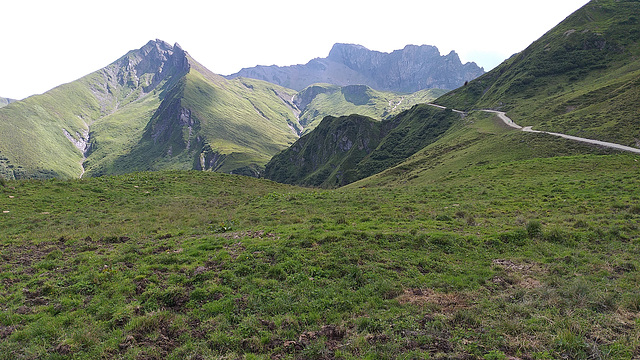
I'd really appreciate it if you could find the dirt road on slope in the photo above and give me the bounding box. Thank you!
[428,104,640,154]
[483,110,640,154]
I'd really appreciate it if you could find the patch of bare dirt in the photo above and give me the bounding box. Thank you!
[0,325,17,339]
[277,325,347,355]
[218,230,279,240]
[492,259,545,289]
[396,288,469,312]
[53,343,72,355]
[120,314,185,357]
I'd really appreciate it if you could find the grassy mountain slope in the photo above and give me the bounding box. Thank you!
[87,61,301,177]
[295,84,446,133]
[0,41,303,179]
[264,104,460,188]
[351,110,619,189]
[436,0,640,148]
[0,80,106,179]
[0,40,189,179]
[264,114,384,187]
[1,154,639,358]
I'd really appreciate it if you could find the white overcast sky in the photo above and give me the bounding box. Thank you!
[1,0,590,100]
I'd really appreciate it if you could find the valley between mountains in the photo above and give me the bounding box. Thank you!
[0,0,639,359]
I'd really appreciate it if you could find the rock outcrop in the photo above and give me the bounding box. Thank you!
[0,97,15,108]
[227,43,484,92]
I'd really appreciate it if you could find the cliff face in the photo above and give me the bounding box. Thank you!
[227,43,484,92]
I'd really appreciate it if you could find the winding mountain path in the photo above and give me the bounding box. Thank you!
[482,110,640,154]
[429,105,640,154]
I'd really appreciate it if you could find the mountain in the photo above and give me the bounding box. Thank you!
[0,40,460,180]
[0,40,302,179]
[227,43,485,92]
[293,83,447,134]
[265,0,640,189]
[0,97,15,108]
[264,104,460,187]
[436,0,640,149]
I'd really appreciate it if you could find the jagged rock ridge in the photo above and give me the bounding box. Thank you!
[227,43,485,92]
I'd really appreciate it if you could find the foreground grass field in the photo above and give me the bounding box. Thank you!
[1,151,639,359]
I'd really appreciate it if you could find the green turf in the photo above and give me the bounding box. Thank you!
[1,138,638,358]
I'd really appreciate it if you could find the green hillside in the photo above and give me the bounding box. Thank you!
[295,84,446,133]
[0,79,110,179]
[1,150,639,358]
[0,39,451,180]
[351,109,618,189]
[0,41,302,180]
[265,104,459,188]
[437,0,640,148]
[85,62,301,177]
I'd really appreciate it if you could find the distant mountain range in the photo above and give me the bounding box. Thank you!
[227,43,485,92]
[3,0,637,183]
[0,97,15,108]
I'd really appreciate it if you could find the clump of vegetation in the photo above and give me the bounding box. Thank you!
[526,220,542,239]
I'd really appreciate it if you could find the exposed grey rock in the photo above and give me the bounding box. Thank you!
[0,97,15,108]
[227,43,484,92]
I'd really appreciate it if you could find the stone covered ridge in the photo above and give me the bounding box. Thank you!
[227,43,484,92]
[116,39,191,91]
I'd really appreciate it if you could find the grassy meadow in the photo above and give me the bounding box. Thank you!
[1,125,639,359]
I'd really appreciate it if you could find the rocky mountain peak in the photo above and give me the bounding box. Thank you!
[327,43,372,63]
[228,43,484,92]
[131,39,190,76]
[96,39,191,99]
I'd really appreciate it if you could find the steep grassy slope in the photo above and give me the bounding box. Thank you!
[352,110,619,189]
[0,80,108,179]
[85,61,301,177]
[0,40,189,179]
[265,114,384,187]
[1,154,639,358]
[295,84,446,133]
[264,104,459,188]
[0,41,302,179]
[437,0,640,148]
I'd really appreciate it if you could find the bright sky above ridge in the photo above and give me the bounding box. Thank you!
[1,0,590,100]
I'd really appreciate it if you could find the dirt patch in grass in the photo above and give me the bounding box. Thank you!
[492,258,545,289]
[219,230,279,240]
[397,288,469,312]
[0,325,18,339]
